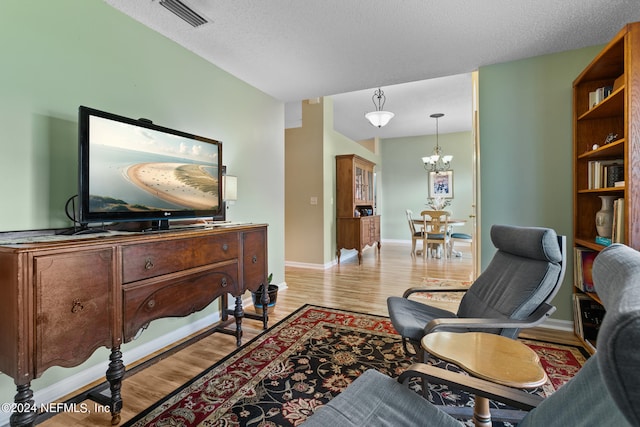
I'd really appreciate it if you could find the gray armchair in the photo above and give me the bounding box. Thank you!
[302,243,640,426]
[387,225,566,357]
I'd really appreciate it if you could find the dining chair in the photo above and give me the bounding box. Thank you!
[449,232,472,258]
[405,209,424,257]
[420,210,450,259]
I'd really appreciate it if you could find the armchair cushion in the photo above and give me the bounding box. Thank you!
[592,244,640,426]
[519,356,631,427]
[388,298,458,341]
[456,226,562,334]
[489,225,562,263]
[302,369,460,427]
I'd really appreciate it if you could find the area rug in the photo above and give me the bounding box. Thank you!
[123,305,587,427]
[407,278,473,312]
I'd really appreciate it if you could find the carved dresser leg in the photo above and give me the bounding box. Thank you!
[233,295,244,347]
[106,347,125,425]
[260,285,270,330]
[9,383,37,427]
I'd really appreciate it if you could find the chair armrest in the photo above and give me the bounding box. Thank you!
[397,363,543,411]
[424,303,556,334]
[403,286,469,298]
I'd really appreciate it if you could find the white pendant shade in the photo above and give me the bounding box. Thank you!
[365,110,395,128]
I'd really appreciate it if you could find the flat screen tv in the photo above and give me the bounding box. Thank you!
[78,106,224,230]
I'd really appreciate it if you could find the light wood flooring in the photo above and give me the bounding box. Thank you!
[38,242,580,426]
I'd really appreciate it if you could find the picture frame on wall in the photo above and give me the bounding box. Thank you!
[429,171,453,198]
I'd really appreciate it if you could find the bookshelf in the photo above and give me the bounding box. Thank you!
[572,22,640,352]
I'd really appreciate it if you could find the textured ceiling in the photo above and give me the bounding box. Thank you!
[105,0,640,140]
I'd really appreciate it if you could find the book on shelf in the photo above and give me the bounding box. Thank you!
[573,294,605,342]
[573,294,584,338]
[605,164,624,187]
[574,247,597,292]
[587,159,624,189]
[612,198,625,243]
[588,86,614,109]
[595,236,612,246]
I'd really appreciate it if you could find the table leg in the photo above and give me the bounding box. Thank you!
[473,396,492,427]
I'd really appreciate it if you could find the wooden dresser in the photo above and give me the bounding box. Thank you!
[0,224,268,427]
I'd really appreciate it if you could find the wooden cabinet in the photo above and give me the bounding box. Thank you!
[0,224,267,427]
[34,249,116,376]
[336,154,381,263]
[572,22,640,351]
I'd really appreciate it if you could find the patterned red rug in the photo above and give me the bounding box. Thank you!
[122,305,588,427]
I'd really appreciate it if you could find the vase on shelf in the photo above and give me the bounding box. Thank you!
[595,196,616,238]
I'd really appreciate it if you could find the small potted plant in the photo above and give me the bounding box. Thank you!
[251,273,279,315]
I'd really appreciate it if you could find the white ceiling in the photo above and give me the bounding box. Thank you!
[105,0,640,140]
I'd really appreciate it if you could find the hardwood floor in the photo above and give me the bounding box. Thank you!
[38,242,579,426]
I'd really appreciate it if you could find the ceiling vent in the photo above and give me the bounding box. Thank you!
[159,0,208,27]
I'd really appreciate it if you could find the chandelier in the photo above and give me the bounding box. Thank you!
[422,113,452,172]
[365,87,395,127]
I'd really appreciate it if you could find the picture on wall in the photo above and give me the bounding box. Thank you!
[429,171,453,198]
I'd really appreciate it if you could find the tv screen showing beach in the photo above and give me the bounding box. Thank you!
[87,116,220,214]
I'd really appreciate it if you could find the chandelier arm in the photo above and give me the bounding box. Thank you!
[422,113,452,172]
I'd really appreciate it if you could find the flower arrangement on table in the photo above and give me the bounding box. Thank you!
[426,195,451,210]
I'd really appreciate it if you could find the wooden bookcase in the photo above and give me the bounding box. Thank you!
[572,22,640,351]
[336,154,381,264]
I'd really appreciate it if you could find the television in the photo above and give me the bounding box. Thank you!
[77,106,224,231]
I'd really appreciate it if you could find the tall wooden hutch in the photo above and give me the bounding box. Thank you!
[572,22,640,351]
[336,154,381,264]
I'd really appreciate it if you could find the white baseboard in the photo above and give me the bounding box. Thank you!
[285,260,334,269]
[284,247,367,270]
[540,318,574,332]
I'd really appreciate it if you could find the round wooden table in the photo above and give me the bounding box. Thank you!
[422,331,547,427]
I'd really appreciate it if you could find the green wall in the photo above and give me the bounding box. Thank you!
[0,0,284,416]
[478,45,603,322]
[380,132,474,241]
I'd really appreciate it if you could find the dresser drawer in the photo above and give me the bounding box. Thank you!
[123,261,239,341]
[122,233,239,283]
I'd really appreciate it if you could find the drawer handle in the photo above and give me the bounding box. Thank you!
[252,255,258,264]
[222,243,229,252]
[221,277,228,287]
[71,299,84,314]
[144,258,154,270]
[146,299,156,309]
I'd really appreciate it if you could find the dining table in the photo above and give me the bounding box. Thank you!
[412,217,467,228]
